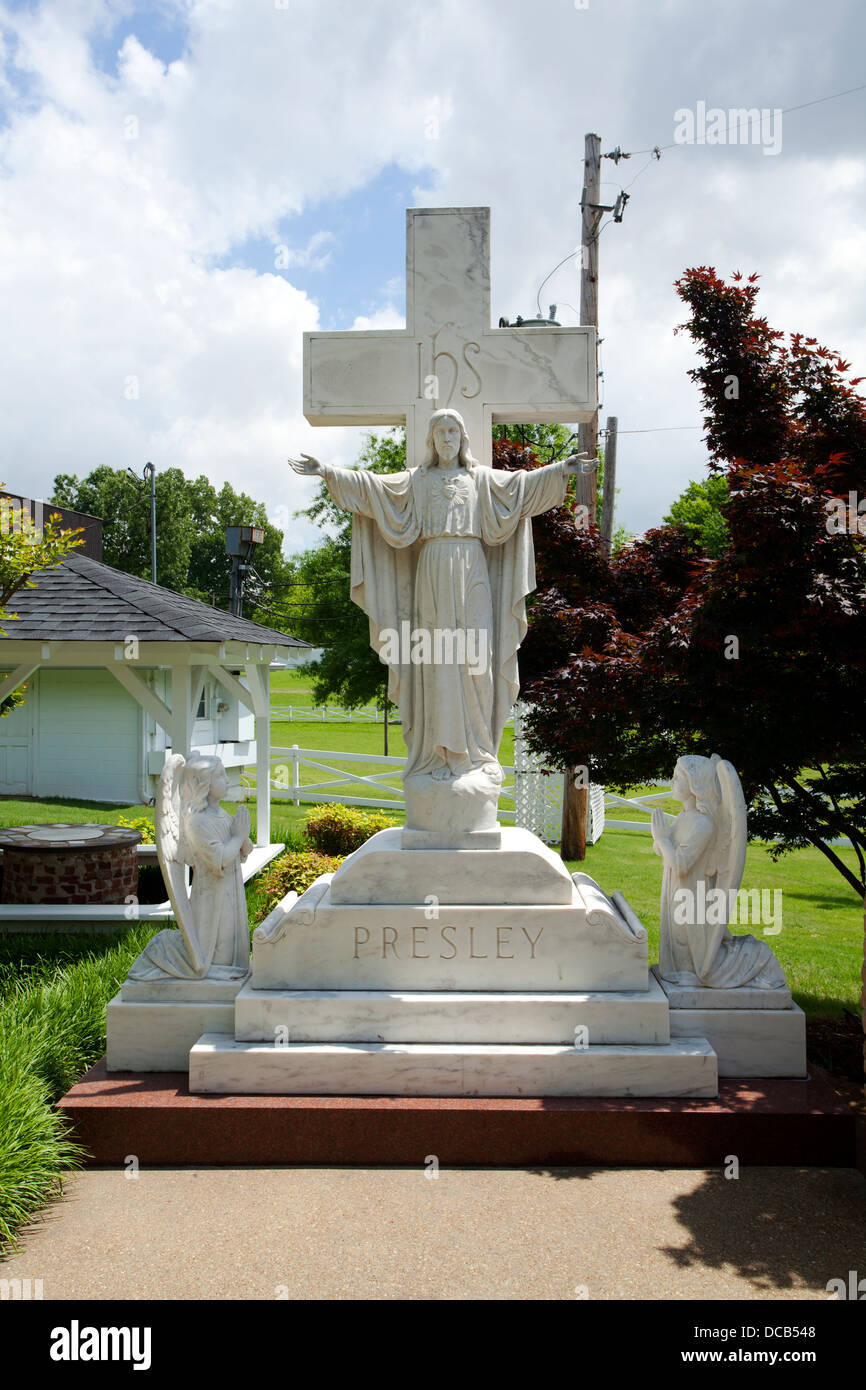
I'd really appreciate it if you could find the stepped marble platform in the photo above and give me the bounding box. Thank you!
[188,1035,718,1098]
[250,840,650,994]
[184,831,722,1099]
[232,976,671,1045]
[652,969,807,1078]
[107,976,246,1072]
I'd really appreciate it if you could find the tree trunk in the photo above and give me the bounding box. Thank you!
[561,775,587,861]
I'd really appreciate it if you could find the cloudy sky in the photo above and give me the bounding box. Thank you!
[1,0,863,551]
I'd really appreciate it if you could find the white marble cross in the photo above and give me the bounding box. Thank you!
[303,207,596,468]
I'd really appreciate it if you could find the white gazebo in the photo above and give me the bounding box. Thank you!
[0,551,309,859]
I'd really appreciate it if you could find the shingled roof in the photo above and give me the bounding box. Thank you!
[1,551,308,646]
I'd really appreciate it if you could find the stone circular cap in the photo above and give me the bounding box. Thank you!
[0,823,143,852]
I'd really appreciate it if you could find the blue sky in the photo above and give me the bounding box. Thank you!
[89,2,189,74]
[215,163,434,329]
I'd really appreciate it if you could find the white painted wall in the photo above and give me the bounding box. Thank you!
[0,665,263,805]
[35,668,143,803]
[145,670,254,775]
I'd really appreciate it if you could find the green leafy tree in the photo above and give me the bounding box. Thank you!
[50,468,290,612]
[664,475,730,557]
[519,267,866,902]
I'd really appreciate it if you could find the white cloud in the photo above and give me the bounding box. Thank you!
[0,0,863,557]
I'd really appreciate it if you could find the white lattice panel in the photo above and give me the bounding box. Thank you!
[512,703,604,847]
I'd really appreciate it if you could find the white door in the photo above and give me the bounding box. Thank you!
[0,672,35,794]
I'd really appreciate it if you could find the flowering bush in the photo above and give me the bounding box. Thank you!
[257,850,342,915]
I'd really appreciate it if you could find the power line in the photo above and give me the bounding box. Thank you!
[623,80,866,158]
[615,425,702,435]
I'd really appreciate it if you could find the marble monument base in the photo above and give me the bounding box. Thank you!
[106,975,248,1072]
[327,826,575,905]
[251,851,649,993]
[189,1035,718,1098]
[400,825,502,850]
[187,833,724,1098]
[652,968,807,1078]
[232,974,671,1045]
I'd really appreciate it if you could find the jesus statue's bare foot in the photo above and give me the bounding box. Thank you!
[431,764,452,782]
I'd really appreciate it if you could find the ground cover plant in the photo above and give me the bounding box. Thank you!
[0,926,152,1249]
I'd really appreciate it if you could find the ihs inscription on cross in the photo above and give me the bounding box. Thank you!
[303,207,596,468]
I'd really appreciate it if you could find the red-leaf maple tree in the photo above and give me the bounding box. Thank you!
[515,268,866,900]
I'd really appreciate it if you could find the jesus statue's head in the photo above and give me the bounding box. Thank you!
[422,408,479,470]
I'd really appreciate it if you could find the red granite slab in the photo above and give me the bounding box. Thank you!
[56,1059,863,1167]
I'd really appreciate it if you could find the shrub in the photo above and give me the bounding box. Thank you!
[256,850,342,917]
[116,814,155,844]
[304,803,397,856]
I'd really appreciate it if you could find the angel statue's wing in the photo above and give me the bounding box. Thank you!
[712,755,747,899]
[155,754,205,975]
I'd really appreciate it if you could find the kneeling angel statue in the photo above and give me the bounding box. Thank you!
[652,754,787,991]
[129,753,253,982]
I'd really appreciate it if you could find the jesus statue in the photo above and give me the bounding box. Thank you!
[289,409,593,837]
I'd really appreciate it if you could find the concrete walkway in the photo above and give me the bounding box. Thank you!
[2,1165,865,1299]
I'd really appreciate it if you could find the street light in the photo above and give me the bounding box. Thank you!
[225,525,264,618]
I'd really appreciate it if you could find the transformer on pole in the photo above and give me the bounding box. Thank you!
[226,525,264,618]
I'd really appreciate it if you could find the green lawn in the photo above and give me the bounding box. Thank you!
[269,667,321,700]
[0,797,159,830]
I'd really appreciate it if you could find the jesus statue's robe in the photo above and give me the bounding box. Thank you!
[319,458,568,781]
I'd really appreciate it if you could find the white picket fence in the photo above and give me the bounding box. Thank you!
[271,703,381,723]
[271,702,515,726]
[603,785,675,829]
[264,744,517,818]
[250,737,854,850]
[247,743,673,844]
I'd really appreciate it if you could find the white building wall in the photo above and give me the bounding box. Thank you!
[0,663,265,805]
[35,668,143,803]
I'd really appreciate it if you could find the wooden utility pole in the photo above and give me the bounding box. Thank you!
[561,132,601,861]
[601,415,618,555]
[573,133,601,520]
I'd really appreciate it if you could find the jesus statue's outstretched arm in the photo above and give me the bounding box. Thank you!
[289,453,418,547]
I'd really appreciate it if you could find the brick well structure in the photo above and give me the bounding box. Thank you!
[0,824,142,905]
